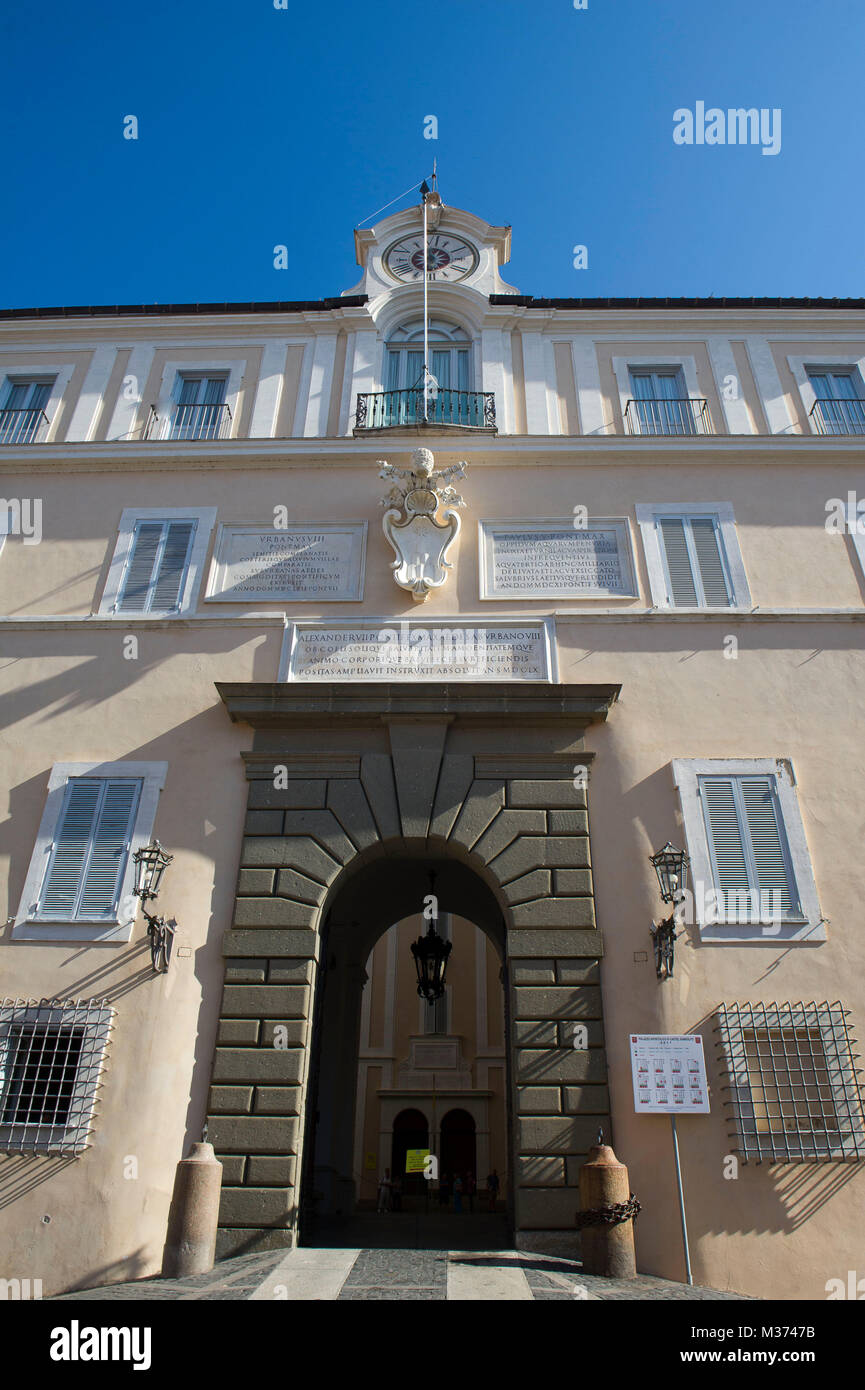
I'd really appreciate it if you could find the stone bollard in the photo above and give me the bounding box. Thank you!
[162,1142,223,1278]
[577,1142,637,1279]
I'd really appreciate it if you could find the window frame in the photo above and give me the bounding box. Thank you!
[671,757,824,942]
[636,502,751,609]
[147,360,245,441]
[0,367,71,443]
[716,1002,865,1161]
[98,506,216,616]
[13,761,168,942]
[787,355,865,434]
[0,1000,113,1154]
[612,354,703,435]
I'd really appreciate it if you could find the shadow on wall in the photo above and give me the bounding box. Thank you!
[0,1153,77,1210]
[0,628,273,732]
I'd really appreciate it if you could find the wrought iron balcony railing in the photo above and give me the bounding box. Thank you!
[0,407,49,444]
[809,396,865,435]
[356,388,496,432]
[624,397,712,436]
[144,401,233,441]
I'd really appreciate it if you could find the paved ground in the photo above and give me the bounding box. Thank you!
[51,1245,752,1301]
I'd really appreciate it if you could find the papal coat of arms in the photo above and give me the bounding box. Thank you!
[378,447,468,601]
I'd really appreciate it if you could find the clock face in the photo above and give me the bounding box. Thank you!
[383,234,478,284]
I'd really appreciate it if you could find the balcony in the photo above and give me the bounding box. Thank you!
[624,397,712,436]
[809,396,865,436]
[145,402,232,441]
[355,388,496,434]
[0,407,49,444]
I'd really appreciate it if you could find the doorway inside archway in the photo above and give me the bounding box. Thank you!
[299,849,513,1250]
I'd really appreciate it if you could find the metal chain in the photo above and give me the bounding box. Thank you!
[574,1194,642,1229]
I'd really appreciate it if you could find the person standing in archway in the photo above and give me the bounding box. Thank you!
[486,1168,500,1213]
[377,1167,392,1214]
[453,1173,463,1213]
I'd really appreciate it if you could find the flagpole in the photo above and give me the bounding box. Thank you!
[422,187,429,423]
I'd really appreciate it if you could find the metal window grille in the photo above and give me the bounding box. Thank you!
[0,999,113,1155]
[716,1002,865,1162]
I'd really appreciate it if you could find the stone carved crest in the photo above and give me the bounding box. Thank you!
[378,448,467,602]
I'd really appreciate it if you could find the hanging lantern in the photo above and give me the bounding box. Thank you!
[410,921,452,1003]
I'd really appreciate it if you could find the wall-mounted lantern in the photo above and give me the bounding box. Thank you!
[133,840,178,974]
[648,841,689,980]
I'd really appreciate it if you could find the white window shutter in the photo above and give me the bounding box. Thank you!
[118,520,195,613]
[658,518,698,604]
[151,521,195,611]
[690,519,731,606]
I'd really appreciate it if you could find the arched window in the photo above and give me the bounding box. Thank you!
[385,319,472,393]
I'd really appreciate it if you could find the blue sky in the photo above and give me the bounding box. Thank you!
[1,0,862,307]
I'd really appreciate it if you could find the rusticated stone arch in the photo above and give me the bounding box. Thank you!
[206,682,619,1257]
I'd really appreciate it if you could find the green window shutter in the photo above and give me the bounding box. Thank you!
[740,777,795,913]
[700,778,750,893]
[658,518,698,605]
[117,520,196,613]
[690,519,731,606]
[40,781,102,915]
[41,779,141,920]
[699,774,797,916]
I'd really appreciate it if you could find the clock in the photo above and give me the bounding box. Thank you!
[383,233,478,284]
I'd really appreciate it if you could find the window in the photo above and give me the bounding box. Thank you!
[14,761,168,941]
[716,1002,865,1161]
[99,507,216,616]
[171,373,230,440]
[807,369,865,436]
[385,321,472,393]
[117,519,196,613]
[627,369,705,435]
[672,759,823,942]
[375,320,485,427]
[0,1000,113,1154]
[39,778,141,921]
[636,503,750,608]
[0,377,55,444]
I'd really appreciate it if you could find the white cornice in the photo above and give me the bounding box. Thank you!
[1,609,861,631]
[2,433,864,473]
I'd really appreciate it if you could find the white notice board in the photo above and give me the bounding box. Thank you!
[630,1034,710,1114]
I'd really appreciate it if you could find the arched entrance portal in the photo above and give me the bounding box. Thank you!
[207,681,619,1260]
[299,845,513,1246]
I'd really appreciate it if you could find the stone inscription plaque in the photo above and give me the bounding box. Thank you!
[281,620,555,682]
[206,523,366,602]
[479,518,636,599]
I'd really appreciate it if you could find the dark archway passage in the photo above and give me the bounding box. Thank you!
[391,1109,429,1202]
[299,844,513,1249]
[440,1109,477,1190]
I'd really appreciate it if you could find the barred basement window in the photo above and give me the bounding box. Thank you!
[0,1000,113,1155]
[716,1002,865,1162]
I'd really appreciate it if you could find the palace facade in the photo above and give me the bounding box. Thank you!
[1,195,864,1298]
